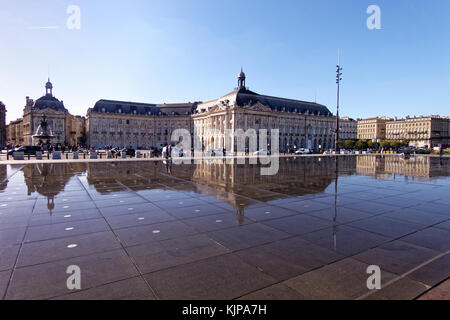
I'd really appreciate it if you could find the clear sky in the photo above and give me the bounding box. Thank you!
[1,0,449,123]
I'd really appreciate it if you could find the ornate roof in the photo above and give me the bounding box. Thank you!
[90,99,197,116]
[33,95,68,112]
[196,87,333,116]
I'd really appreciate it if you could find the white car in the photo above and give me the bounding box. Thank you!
[253,149,270,156]
[171,147,187,157]
[295,148,311,154]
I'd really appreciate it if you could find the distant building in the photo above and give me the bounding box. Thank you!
[86,100,196,149]
[339,116,357,141]
[6,79,86,147]
[0,101,6,148]
[6,118,23,146]
[357,117,393,142]
[386,115,450,148]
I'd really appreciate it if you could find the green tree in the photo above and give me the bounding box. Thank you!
[390,140,401,150]
[367,140,378,150]
[355,140,368,150]
[338,139,344,148]
[344,140,356,150]
[380,140,391,149]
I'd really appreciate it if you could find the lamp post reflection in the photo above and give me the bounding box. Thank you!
[333,156,339,251]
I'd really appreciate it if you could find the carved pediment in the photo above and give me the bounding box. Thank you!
[243,102,271,112]
[208,102,229,113]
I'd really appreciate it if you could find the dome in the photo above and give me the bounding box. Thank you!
[238,68,246,79]
[34,95,67,112]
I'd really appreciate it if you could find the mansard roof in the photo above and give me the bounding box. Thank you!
[33,94,68,113]
[196,87,333,116]
[90,100,197,116]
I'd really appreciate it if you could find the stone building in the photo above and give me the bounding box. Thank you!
[6,79,86,147]
[357,116,393,142]
[339,116,357,141]
[86,100,196,149]
[6,118,23,146]
[192,70,335,153]
[0,101,6,148]
[8,72,337,152]
[385,115,450,148]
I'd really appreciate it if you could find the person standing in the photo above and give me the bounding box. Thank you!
[168,144,172,159]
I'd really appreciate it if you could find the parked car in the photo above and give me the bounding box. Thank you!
[398,148,412,155]
[295,148,311,154]
[8,146,43,156]
[171,147,187,157]
[149,147,161,157]
[253,149,270,156]
[120,147,136,157]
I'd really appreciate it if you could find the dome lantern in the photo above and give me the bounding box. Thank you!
[237,68,246,89]
[45,78,53,96]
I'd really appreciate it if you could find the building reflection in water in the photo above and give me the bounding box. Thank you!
[12,156,450,221]
[0,165,8,192]
[22,163,87,213]
[356,155,450,180]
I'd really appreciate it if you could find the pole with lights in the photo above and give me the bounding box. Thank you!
[335,50,342,152]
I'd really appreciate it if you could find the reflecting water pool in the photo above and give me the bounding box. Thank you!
[0,156,449,300]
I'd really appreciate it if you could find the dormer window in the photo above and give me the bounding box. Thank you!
[102,108,106,113]
[133,110,137,114]
[118,109,122,113]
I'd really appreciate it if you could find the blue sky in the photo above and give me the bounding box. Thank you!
[1,0,449,122]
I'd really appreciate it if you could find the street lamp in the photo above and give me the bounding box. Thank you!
[335,50,343,152]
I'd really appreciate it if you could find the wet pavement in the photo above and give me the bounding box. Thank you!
[0,155,449,300]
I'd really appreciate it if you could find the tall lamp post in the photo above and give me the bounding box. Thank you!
[335,50,343,152]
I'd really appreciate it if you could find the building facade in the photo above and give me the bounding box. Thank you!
[339,116,357,141]
[386,115,450,148]
[6,79,86,148]
[6,118,23,146]
[192,70,336,153]
[86,70,335,152]
[357,117,393,142]
[86,100,196,149]
[0,102,6,148]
